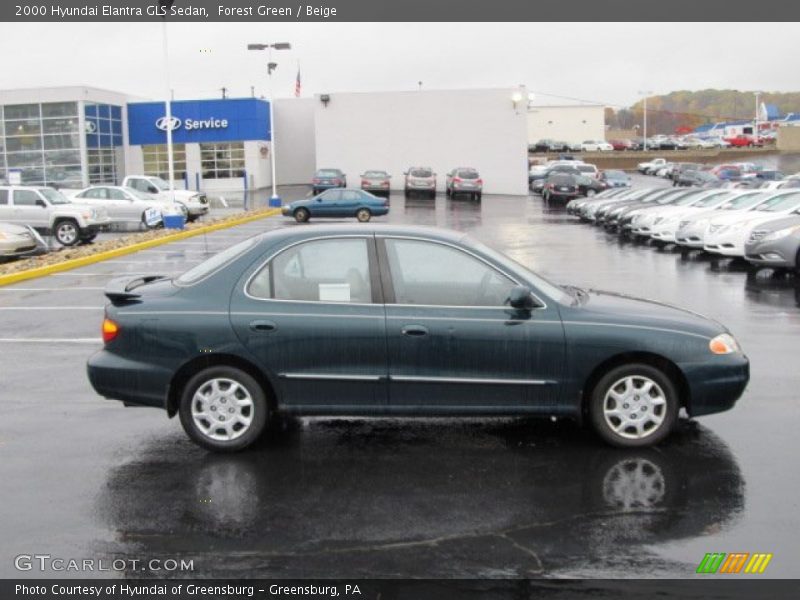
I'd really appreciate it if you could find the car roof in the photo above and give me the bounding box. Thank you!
[254,223,469,247]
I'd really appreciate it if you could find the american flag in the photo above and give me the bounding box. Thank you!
[294,69,301,98]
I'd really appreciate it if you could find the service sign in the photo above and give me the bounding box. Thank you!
[127,98,270,145]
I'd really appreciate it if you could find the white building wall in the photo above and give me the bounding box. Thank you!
[314,88,529,195]
[274,98,316,185]
[527,105,605,145]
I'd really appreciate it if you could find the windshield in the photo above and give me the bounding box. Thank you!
[755,193,800,212]
[655,190,687,204]
[176,237,259,286]
[691,192,729,208]
[147,177,170,191]
[410,169,433,178]
[457,169,479,179]
[605,170,626,179]
[468,239,572,305]
[576,165,595,173]
[38,188,71,205]
[675,193,705,206]
[316,169,341,177]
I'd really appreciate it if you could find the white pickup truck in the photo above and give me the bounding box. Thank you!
[637,158,667,175]
[0,185,111,246]
[121,176,210,222]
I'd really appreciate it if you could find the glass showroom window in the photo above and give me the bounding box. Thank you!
[87,148,118,185]
[1,102,82,186]
[142,144,187,180]
[200,142,245,179]
[0,106,5,183]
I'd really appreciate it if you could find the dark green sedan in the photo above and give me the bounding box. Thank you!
[87,225,749,452]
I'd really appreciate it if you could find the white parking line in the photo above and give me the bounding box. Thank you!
[0,287,106,291]
[0,306,103,310]
[0,338,101,343]
[49,272,184,276]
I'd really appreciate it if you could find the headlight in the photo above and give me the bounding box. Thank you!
[762,225,800,242]
[709,333,740,355]
[82,211,92,220]
[0,232,6,240]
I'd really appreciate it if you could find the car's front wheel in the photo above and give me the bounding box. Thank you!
[53,219,80,246]
[178,366,268,452]
[355,208,371,222]
[294,207,310,223]
[589,363,678,447]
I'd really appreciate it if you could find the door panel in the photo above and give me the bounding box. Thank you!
[379,237,565,411]
[229,236,388,410]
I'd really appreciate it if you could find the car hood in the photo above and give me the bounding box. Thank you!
[748,214,800,233]
[574,289,723,338]
[0,222,32,235]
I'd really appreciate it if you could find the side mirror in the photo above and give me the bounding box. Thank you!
[148,186,158,194]
[508,285,537,310]
[36,199,47,208]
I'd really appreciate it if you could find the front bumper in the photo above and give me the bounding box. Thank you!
[704,236,746,256]
[682,355,750,417]
[744,240,797,268]
[650,229,678,242]
[675,227,706,247]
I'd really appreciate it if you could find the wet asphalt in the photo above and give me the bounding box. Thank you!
[1,174,799,579]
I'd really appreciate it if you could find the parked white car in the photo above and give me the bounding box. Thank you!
[69,186,170,228]
[121,176,209,221]
[580,140,614,152]
[648,190,737,243]
[704,191,800,257]
[0,222,42,258]
[0,186,110,246]
[674,191,774,248]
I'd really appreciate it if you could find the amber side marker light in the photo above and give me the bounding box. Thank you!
[709,333,739,355]
[102,318,120,343]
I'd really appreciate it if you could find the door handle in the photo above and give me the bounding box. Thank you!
[401,325,428,337]
[249,319,277,332]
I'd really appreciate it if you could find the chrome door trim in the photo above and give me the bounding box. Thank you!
[280,373,383,382]
[389,375,555,385]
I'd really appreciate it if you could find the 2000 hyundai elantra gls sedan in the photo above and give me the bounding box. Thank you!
[87,225,749,452]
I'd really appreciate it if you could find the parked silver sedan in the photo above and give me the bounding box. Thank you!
[0,222,41,259]
[70,186,168,228]
[744,214,800,272]
[360,170,391,196]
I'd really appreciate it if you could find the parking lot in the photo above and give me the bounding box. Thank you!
[1,187,799,579]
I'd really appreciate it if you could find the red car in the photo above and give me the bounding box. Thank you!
[723,134,761,148]
[609,139,628,151]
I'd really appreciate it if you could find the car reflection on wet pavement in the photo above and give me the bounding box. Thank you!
[1,187,798,579]
[95,419,742,578]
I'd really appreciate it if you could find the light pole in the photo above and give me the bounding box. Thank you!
[248,42,292,207]
[162,20,175,202]
[754,91,762,144]
[639,90,653,151]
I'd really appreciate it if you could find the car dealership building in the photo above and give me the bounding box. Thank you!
[0,85,528,196]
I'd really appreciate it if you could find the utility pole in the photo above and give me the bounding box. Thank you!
[220,87,227,99]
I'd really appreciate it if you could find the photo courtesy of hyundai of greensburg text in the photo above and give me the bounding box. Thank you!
[0,1,799,599]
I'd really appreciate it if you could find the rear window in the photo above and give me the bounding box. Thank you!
[550,174,575,184]
[175,237,259,286]
[410,169,433,178]
[576,165,596,173]
[457,169,479,179]
[316,170,340,177]
[363,171,387,178]
[605,170,626,179]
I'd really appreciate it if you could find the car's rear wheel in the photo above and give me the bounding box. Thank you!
[294,207,310,223]
[178,366,268,452]
[53,219,80,246]
[356,208,371,222]
[589,363,678,447]
[141,211,160,230]
[476,192,482,202]
[80,231,98,244]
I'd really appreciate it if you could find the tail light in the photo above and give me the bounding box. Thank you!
[453,177,462,184]
[312,178,321,184]
[361,180,369,186]
[333,179,341,185]
[102,318,119,343]
[476,179,483,185]
[382,181,389,186]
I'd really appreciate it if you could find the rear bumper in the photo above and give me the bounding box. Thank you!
[682,355,750,417]
[87,349,172,410]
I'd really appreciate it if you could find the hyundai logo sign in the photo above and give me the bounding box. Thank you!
[155,116,182,132]
[155,115,229,132]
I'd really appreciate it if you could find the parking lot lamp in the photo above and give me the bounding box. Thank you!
[248,42,292,207]
[639,90,653,151]
[754,91,762,143]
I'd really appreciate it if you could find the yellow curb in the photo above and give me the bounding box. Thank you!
[0,208,283,288]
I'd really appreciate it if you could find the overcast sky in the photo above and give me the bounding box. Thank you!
[3,22,798,107]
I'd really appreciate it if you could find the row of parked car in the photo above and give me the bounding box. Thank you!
[529,133,769,155]
[567,186,800,273]
[638,157,798,190]
[528,158,632,202]
[0,175,210,258]
[312,167,484,201]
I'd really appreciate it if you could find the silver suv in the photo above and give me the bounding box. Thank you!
[404,167,436,198]
[0,186,110,246]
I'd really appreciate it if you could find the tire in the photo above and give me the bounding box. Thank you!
[141,211,160,230]
[80,232,98,244]
[430,190,436,199]
[312,188,319,196]
[178,366,268,452]
[586,189,596,197]
[589,363,679,448]
[355,208,371,222]
[795,248,800,276]
[294,207,310,223]
[53,219,80,246]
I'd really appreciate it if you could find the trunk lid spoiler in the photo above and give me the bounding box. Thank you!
[105,275,169,303]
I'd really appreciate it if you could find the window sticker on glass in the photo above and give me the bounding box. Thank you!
[319,283,351,302]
